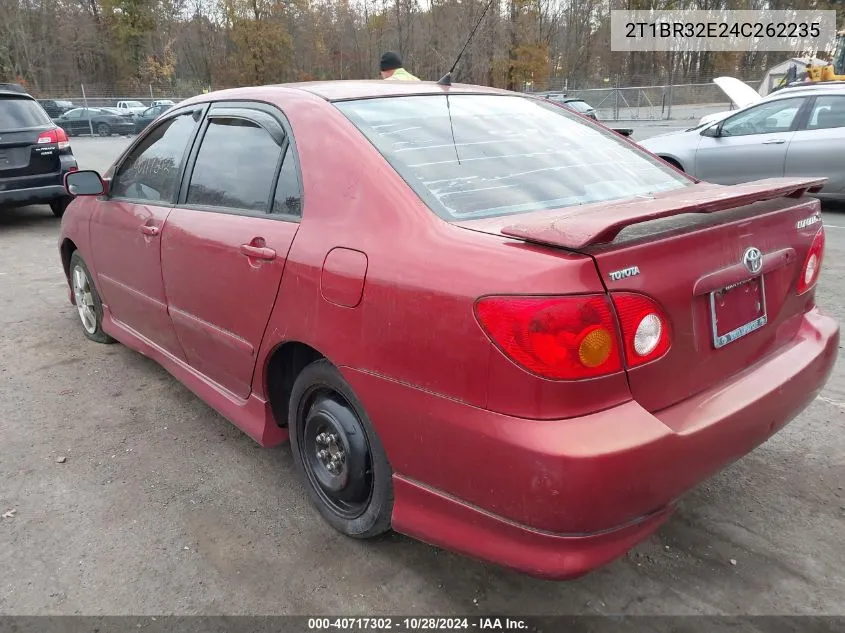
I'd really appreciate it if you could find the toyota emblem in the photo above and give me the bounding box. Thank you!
[743,247,763,274]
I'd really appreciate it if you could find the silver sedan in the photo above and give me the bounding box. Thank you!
[639,84,845,201]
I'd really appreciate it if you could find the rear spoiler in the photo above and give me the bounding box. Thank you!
[500,177,826,251]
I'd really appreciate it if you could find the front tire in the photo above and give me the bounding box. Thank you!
[289,359,393,538]
[50,196,73,218]
[96,123,111,137]
[69,252,115,344]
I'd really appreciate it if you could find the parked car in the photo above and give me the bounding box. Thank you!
[54,107,136,137]
[697,77,845,127]
[58,81,838,580]
[0,86,77,216]
[535,91,598,119]
[151,99,176,107]
[115,100,147,115]
[639,84,845,201]
[133,104,172,133]
[37,99,75,118]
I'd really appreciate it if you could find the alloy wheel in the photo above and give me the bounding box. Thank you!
[72,265,98,334]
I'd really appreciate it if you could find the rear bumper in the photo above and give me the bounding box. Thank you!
[0,156,77,207]
[0,184,67,206]
[342,307,839,579]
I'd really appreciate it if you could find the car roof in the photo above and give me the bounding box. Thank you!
[181,80,513,106]
[0,89,34,99]
[771,81,845,97]
[761,83,845,102]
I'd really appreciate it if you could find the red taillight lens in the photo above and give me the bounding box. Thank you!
[36,127,70,150]
[797,228,825,295]
[611,293,671,367]
[474,295,623,380]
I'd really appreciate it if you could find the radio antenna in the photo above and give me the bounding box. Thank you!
[437,0,495,86]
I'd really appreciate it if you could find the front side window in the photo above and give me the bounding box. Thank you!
[186,117,284,213]
[806,95,845,130]
[720,97,804,137]
[335,94,689,220]
[111,112,199,203]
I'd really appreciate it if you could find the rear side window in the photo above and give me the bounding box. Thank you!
[186,117,283,213]
[0,97,52,131]
[335,95,688,220]
[806,95,845,130]
[111,112,200,203]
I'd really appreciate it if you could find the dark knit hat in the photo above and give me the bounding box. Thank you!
[380,51,403,72]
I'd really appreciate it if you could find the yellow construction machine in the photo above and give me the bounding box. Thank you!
[777,28,845,88]
[805,29,845,81]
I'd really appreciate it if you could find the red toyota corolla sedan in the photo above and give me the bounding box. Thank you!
[58,80,839,579]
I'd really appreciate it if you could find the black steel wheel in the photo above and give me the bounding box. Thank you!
[289,359,392,538]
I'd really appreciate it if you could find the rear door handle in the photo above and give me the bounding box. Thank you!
[240,244,276,260]
[141,225,160,236]
[762,139,786,144]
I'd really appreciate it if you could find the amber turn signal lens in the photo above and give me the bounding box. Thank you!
[578,327,613,368]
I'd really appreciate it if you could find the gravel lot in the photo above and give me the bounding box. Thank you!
[1,132,843,616]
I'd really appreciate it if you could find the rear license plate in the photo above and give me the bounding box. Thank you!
[709,277,767,349]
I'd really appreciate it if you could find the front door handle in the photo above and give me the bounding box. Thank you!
[141,225,160,236]
[762,139,786,144]
[240,244,276,260]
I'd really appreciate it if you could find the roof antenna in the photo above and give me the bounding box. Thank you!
[437,0,495,86]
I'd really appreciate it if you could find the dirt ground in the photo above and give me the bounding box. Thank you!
[0,135,843,616]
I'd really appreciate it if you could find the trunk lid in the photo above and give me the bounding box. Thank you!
[456,178,826,412]
[0,128,60,178]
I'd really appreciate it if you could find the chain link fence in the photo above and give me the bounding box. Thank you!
[530,77,764,121]
[29,77,762,123]
[24,81,209,110]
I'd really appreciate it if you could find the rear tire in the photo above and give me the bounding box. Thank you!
[289,359,393,539]
[68,252,115,344]
[96,123,111,137]
[50,197,72,218]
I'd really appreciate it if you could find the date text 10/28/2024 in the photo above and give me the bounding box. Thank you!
[307,618,529,631]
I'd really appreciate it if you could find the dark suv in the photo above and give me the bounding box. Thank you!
[0,87,78,217]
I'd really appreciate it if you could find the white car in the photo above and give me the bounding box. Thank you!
[639,83,845,201]
[115,100,147,115]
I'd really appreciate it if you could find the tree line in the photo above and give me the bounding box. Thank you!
[0,0,841,98]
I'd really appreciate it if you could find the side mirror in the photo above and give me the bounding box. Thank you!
[701,123,722,137]
[65,170,105,196]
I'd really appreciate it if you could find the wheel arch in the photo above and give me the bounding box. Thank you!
[657,154,685,172]
[60,237,78,281]
[264,340,326,428]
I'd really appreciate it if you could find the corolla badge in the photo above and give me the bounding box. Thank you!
[796,215,820,229]
[742,247,763,274]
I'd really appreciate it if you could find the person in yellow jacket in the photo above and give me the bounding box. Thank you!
[379,52,420,81]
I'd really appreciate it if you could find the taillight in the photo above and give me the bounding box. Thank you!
[611,293,671,367]
[797,228,825,295]
[474,295,623,380]
[36,127,70,150]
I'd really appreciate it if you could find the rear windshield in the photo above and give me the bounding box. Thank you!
[335,94,689,220]
[0,96,52,131]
